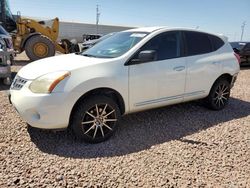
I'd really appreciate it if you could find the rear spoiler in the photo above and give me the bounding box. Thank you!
[218,34,228,42]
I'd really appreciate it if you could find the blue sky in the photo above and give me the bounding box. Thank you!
[8,0,250,41]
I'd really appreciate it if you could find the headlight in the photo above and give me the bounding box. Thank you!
[29,71,70,93]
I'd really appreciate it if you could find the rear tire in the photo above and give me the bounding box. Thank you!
[71,95,121,143]
[25,35,55,61]
[205,79,231,110]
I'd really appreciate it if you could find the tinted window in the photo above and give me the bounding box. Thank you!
[243,43,250,51]
[0,25,9,35]
[185,31,212,56]
[138,32,181,61]
[209,35,224,51]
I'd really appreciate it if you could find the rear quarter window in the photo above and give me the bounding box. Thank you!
[208,35,225,51]
[184,31,212,56]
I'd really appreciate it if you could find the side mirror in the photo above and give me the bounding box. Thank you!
[138,50,156,62]
[128,50,157,65]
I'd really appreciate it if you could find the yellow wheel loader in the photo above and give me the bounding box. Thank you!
[0,0,79,61]
[13,16,74,61]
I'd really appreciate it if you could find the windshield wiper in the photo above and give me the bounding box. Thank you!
[82,54,98,57]
[82,53,114,58]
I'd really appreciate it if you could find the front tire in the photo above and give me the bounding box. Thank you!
[205,79,231,110]
[25,35,55,61]
[71,95,121,143]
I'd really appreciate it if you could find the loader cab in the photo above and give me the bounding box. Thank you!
[0,0,16,32]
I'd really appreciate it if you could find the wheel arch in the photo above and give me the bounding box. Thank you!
[215,73,233,84]
[69,87,126,126]
[209,73,233,93]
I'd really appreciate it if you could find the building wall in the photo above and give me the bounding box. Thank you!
[47,21,135,42]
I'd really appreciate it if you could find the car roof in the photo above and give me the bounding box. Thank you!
[125,26,215,33]
[125,26,228,41]
[125,26,166,33]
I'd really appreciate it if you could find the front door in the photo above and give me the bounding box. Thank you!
[128,31,186,112]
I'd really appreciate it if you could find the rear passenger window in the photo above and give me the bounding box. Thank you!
[209,35,224,51]
[185,31,212,56]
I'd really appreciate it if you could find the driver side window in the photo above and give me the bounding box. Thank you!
[133,31,181,62]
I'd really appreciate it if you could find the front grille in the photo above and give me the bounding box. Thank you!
[11,76,28,90]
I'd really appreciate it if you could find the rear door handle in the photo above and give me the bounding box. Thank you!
[173,66,185,71]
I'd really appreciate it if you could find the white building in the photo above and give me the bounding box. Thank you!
[47,20,135,42]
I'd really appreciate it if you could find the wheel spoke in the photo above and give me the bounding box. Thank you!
[82,120,95,125]
[84,124,96,134]
[222,92,229,96]
[95,104,99,116]
[222,87,228,93]
[215,98,219,105]
[100,126,105,137]
[221,96,227,100]
[220,84,225,93]
[101,104,108,116]
[86,111,96,119]
[93,126,98,139]
[218,99,221,107]
[104,109,115,118]
[220,98,224,106]
[105,119,117,122]
[218,85,222,92]
[103,123,113,131]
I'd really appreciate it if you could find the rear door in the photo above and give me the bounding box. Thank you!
[183,31,223,101]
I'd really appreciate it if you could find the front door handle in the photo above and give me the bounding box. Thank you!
[173,66,185,71]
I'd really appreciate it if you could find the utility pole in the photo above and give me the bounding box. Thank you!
[240,21,246,41]
[96,5,101,34]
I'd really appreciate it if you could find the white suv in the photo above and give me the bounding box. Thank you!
[10,27,240,143]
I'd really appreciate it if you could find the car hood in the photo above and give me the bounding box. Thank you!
[17,53,111,80]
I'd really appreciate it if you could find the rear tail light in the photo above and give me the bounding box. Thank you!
[234,52,241,64]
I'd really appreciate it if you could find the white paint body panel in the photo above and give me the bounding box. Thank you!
[129,57,186,112]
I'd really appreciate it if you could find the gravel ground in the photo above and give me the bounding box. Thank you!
[0,56,250,187]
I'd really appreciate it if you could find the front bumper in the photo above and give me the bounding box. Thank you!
[10,86,77,129]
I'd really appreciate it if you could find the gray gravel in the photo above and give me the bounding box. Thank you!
[0,58,250,187]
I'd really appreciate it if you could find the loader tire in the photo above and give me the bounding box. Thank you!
[25,35,55,61]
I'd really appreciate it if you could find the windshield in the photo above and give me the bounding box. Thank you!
[82,32,148,58]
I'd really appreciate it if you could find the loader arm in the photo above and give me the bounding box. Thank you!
[14,17,67,55]
[17,17,59,42]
